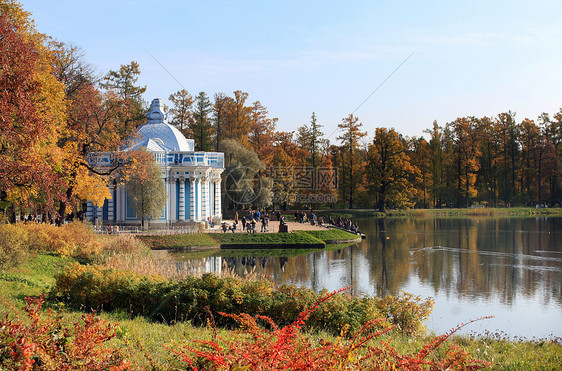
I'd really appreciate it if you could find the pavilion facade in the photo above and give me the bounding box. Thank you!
[86,98,224,225]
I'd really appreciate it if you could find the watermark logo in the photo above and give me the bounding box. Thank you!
[224,165,338,206]
[224,165,263,205]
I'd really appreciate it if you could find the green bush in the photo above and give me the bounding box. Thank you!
[52,265,434,335]
[376,292,434,335]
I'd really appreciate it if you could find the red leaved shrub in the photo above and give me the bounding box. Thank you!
[0,294,129,370]
[168,288,490,370]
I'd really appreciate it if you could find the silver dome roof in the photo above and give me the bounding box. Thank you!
[127,98,194,152]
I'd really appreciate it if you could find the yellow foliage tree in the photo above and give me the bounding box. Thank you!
[366,128,420,211]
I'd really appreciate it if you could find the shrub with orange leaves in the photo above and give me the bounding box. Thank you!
[0,223,30,269]
[21,221,102,259]
[0,294,129,370]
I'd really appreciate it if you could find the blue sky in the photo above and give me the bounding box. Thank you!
[23,0,562,141]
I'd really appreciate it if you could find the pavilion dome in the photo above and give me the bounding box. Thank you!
[126,98,194,152]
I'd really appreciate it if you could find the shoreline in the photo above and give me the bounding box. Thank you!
[223,207,562,221]
[138,226,362,251]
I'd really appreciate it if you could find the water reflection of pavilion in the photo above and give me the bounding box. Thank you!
[174,256,222,276]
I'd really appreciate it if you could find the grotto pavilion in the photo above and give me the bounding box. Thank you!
[86,98,224,226]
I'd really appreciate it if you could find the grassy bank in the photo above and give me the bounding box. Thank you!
[1,252,560,370]
[303,228,363,242]
[1,223,560,369]
[138,233,220,250]
[312,207,562,219]
[139,229,360,251]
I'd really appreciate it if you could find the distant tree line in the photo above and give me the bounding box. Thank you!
[164,85,562,210]
[2,0,561,221]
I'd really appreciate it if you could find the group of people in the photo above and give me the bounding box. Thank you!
[294,210,324,226]
[328,216,361,234]
[222,210,272,233]
[221,210,361,235]
[104,223,120,234]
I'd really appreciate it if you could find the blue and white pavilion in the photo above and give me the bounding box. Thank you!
[86,98,224,225]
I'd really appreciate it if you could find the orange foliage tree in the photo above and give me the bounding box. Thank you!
[0,3,67,218]
[366,128,420,211]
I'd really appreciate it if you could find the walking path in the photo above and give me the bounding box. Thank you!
[205,220,326,233]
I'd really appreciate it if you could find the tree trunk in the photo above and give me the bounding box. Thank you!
[57,186,75,226]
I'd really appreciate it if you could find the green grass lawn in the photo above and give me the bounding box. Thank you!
[209,231,325,245]
[138,233,220,249]
[0,253,74,305]
[303,228,361,242]
[138,230,362,253]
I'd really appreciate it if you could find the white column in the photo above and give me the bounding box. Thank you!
[165,177,169,223]
[94,205,101,223]
[214,180,221,217]
[171,178,176,222]
[189,178,196,221]
[114,185,119,222]
[179,178,185,221]
[196,177,202,221]
[119,186,126,222]
[207,179,215,218]
[86,201,94,221]
[107,183,114,221]
[201,178,208,220]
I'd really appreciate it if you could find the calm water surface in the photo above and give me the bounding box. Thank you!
[171,216,562,339]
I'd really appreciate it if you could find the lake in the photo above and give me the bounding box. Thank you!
[171,216,562,339]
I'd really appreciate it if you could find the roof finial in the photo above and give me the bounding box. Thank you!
[146,98,168,124]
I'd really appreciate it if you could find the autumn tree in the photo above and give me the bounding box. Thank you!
[0,4,66,219]
[540,110,562,203]
[297,112,325,168]
[495,111,520,204]
[248,101,277,164]
[223,90,251,144]
[0,13,46,212]
[274,131,308,167]
[423,122,447,208]
[190,92,213,151]
[48,41,142,224]
[101,61,145,101]
[475,116,500,206]
[1,1,138,223]
[213,92,227,151]
[337,114,367,208]
[270,146,296,208]
[366,128,419,211]
[123,150,166,229]
[408,136,430,208]
[447,117,481,207]
[168,89,193,135]
[51,42,97,97]
[518,118,541,203]
[100,61,147,134]
[441,125,458,207]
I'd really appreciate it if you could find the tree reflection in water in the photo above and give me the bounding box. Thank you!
[170,216,562,338]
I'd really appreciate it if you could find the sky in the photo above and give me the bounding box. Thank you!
[21,0,562,142]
